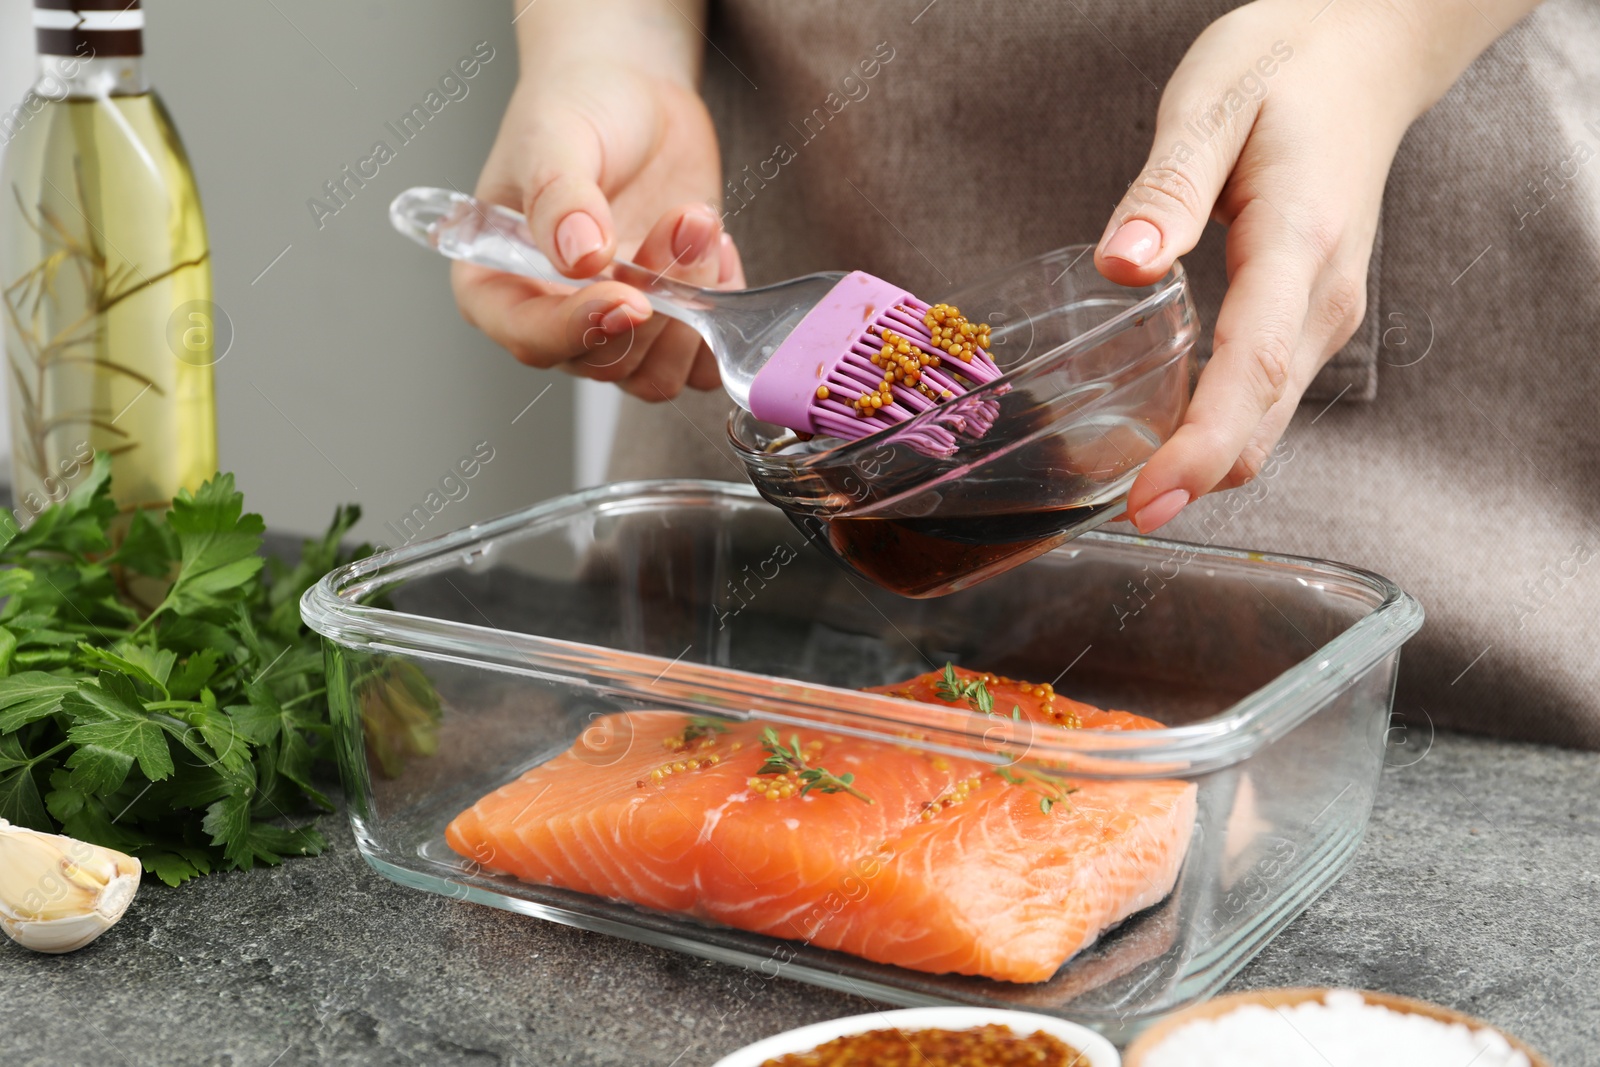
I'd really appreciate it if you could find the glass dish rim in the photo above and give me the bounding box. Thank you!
[301,479,1422,775]
[725,246,1191,467]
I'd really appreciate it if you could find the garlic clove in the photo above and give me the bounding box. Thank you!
[0,818,141,954]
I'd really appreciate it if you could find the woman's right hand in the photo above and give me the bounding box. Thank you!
[453,60,742,400]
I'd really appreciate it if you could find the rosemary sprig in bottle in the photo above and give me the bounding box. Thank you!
[757,727,874,805]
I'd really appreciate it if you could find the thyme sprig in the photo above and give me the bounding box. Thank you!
[757,727,873,805]
[933,664,1077,813]
[995,760,1077,815]
[681,716,729,747]
[934,663,993,715]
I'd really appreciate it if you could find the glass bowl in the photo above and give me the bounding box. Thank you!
[730,245,1199,597]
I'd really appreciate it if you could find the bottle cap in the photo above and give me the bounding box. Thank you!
[34,1,143,59]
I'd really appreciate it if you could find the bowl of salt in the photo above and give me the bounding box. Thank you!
[1123,987,1548,1067]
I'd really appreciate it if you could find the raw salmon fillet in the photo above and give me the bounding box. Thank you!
[446,668,1197,983]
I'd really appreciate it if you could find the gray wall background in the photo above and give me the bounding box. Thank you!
[0,0,584,543]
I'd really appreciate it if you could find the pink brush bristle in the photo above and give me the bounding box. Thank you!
[746,272,1007,455]
[808,298,1004,450]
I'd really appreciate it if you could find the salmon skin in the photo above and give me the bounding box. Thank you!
[445,667,1197,984]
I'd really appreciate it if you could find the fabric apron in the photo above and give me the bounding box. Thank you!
[605,0,1600,750]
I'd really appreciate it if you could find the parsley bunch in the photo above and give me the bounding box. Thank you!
[0,457,370,886]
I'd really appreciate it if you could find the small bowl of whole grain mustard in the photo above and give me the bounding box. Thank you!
[711,1006,1120,1067]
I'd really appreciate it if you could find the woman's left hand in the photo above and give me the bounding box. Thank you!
[1098,0,1540,533]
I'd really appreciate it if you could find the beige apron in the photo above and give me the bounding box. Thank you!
[607,0,1600,750]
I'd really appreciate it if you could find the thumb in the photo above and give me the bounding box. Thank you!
[1094,98,1246,287]
[516,109,617,279]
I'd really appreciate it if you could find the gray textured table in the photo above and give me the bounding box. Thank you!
[4,729,1595,1066]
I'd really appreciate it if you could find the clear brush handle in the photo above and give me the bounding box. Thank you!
[389,187,834,409]
[388,187,716,333]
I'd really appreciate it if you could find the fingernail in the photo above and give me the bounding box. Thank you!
[1132,488,1189,533]
[1102,219,1162,268]
[716,233,740,287]
[556,211,605,268]
[599,302,637,335]
[673,207,720,263]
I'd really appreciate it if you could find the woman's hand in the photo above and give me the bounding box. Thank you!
[454,3,740,400]
[1098,0,1539,532]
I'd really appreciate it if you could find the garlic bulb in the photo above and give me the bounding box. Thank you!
[0,819,140,953]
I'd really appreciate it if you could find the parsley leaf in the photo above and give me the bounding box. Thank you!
[112,507,178,578]
[62,673,176,790]
[166,649,221,700]
[0,672,80,731]
[138,472,266,628]
[139,848,211,886]
[0,455,116,558]
[0,733,53,827]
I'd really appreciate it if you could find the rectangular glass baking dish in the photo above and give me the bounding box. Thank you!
[301,480,1422,1041]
